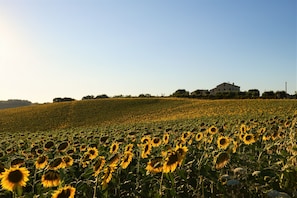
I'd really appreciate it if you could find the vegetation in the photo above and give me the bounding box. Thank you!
[0,99,297,197]
[0,100,32,110]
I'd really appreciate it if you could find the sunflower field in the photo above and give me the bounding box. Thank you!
[0,99,297,197]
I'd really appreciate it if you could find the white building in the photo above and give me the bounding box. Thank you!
[210,82,240,95]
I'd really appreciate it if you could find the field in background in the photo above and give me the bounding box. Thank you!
[1,98,297,197]
[0,98,296,133]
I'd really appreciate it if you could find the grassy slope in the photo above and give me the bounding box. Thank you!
[0,98,296,132]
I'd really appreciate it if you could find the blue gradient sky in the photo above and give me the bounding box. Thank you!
[0,0,296,103]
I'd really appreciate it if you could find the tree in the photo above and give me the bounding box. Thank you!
[262,91,276,99]
[171,89,190,98]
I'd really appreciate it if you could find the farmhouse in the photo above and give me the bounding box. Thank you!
[210,82,240,95]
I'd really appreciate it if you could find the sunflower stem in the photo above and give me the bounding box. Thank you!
[93,176,98,198]
[159,171,164,196]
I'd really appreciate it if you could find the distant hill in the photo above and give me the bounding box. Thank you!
[0,98,296,133]
[0,99,32,109]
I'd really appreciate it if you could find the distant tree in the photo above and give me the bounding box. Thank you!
[171,89,190,98]
[139,94,152,98]
[190,90,210,98]
[82,95,95,100]
[95,94,109,99]
[53,97,75,102]
[262,91,276,99]
[248,89,260,98]
[275,91,287,99]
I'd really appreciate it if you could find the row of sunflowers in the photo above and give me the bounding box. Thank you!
[0,112,297,197]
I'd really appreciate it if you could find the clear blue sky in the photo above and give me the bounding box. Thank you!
[0,0,296,103]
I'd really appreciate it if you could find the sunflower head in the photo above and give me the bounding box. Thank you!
[41,170,60,188]
[151,137,162,147]
[57,142,69,152]
[52,186,76,198]
[120,152,133,169]
[195,132,204,142]
[0,166,30,192]
[163,133,170,144]
[110,142,119,154]
[35,155,48,169]
[48,157,66,170]
[208,126,218,135]
[146,157,163,174]
[243,134,256,145]
[217,136,230,150]
[87,147,99,160]
[93,156,106,176]
[215,152,230,170]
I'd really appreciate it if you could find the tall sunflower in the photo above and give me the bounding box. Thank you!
[0,166,30,192]
[163,151,179,173]
[175,145,188,166]
[151,137,162,147]
[124,144,134,153]
[141,143,152,159]
[108,153,120,166]
[243,134,256,145]
[101,165,116,187]
[52,186,76,198]
[63,155,74,168]
[217,136,230,150]
[208,126,218,135]
[120,152,133,169]
[146,157,163,174]
[195,132,204,142]
[48,157,66,170]
[86,147,99,160]
[35,155,48,169]
[41,170,60,188]
[93,156,106,176]
[110,142,119,154]
[163,133,170,145]
[214,152,230,170]
[141,136,151,144]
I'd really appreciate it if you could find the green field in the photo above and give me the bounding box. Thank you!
[0,98,297,197]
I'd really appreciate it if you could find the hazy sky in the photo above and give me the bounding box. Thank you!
[0,0,296,103]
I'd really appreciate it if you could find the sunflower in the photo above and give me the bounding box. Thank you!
[163,133,170,144]
[120,152,133,169]
[257,127,266,134]
[243,134,256,145]
[93,156,106,176]
[214,152,230,170]
[124,144,134,153]
[63,156,74,167]
[57,142,69,152]
[181,132,191,141]
[141,136,151,144]
[163,151,179,173]
[80,144,87,152]
[262,133,271,141]
[208,126,218,135]
[195,132,204,142]
[10,158,25,167]
[240,124,247,133]
[151,137,162,147]
[217,136,230,150]
[108,153,120,166]
[0,166,30,192]
[41,170,60,188]
[102,165,116,187]
[110,142,119,154]
[141,143,152,159]
[44,141,55,151]
[175,145,188,166]
[231,140,238,153]
[48,157,66,170]
[52,186,76,198]
[146,157,163,174]
[35,155,48,169]
[87,147,99,160]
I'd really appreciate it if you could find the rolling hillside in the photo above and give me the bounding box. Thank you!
[0,98,296,133]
